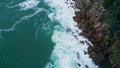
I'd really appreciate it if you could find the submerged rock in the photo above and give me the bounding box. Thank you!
[77,63,81,67]
[77,52,80,59]
[85,65,89,68]
[66,28,71,32]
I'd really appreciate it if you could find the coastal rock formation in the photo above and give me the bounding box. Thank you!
[75,0,90,10]
[73,0,117,68]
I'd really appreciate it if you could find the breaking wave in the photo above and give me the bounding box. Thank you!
[45,0,98,68]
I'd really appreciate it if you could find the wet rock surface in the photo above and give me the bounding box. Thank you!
[72,0,117,68]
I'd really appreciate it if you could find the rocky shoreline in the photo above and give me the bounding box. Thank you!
[72,0,117,68]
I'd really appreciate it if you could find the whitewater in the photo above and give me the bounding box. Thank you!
[45,0,98,68]
[0,0,98,68]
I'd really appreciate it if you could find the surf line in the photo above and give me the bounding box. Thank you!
[45,0,98,68]
[65,0,98,68]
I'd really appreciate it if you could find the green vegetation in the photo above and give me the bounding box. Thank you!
[104,0,120,67]
[104,0,120,32]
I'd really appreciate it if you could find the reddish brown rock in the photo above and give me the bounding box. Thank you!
[87,17,95,24]
[93,37,102,43]
[93,32,104,40]
[86,11,92,18]
[98,32,104,39]
[75,11,82,17]
[73,16,80,22]
[75,0,91,9]
[94,46,102,53]
[88,45,93,53]
[81,27,87,32]
[73,0,113,67]
[95,27,103,33]
[77,23,83,29]
[91,53,105,64]
[93,22,102,29]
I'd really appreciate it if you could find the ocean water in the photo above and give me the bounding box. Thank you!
[0,0,98,68]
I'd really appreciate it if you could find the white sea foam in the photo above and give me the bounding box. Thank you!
[45,0,98,68]
[18,0,40,10]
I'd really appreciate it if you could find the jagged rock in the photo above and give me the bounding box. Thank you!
[98,32,104,39]
[73,0,114,67]
[93,22,102,28]
[82,32,87,36]
[88,45,93,53]
[79,26,87,36]
[95,27,103,33]
[73,16,81,22]
[81,27,87,32]
[102,24,110,30]
[104,41,109,46]
[94,46,102,53]
[75,0,91,10]
[86,11,92,18]
[111,45,116,50]
[75,11,82,17]
[80,41,85,44]
[93,37,102,43]
[91,53,105,64]
[94,32,104,40]
[87,31,92,37]
[104,35,109,41]
[87,17,96,24]
[78,23,83,29]
[109,56,117,67]
[100,41,109,50]
[104,47,112,55]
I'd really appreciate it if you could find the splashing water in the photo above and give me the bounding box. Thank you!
[45,0,98,68]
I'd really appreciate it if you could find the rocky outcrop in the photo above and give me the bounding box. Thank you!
[75,0,91,10]
[73,0,117,68]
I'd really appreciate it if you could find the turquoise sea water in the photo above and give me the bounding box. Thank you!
[0,0,98,68]
[0,0,54,68]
